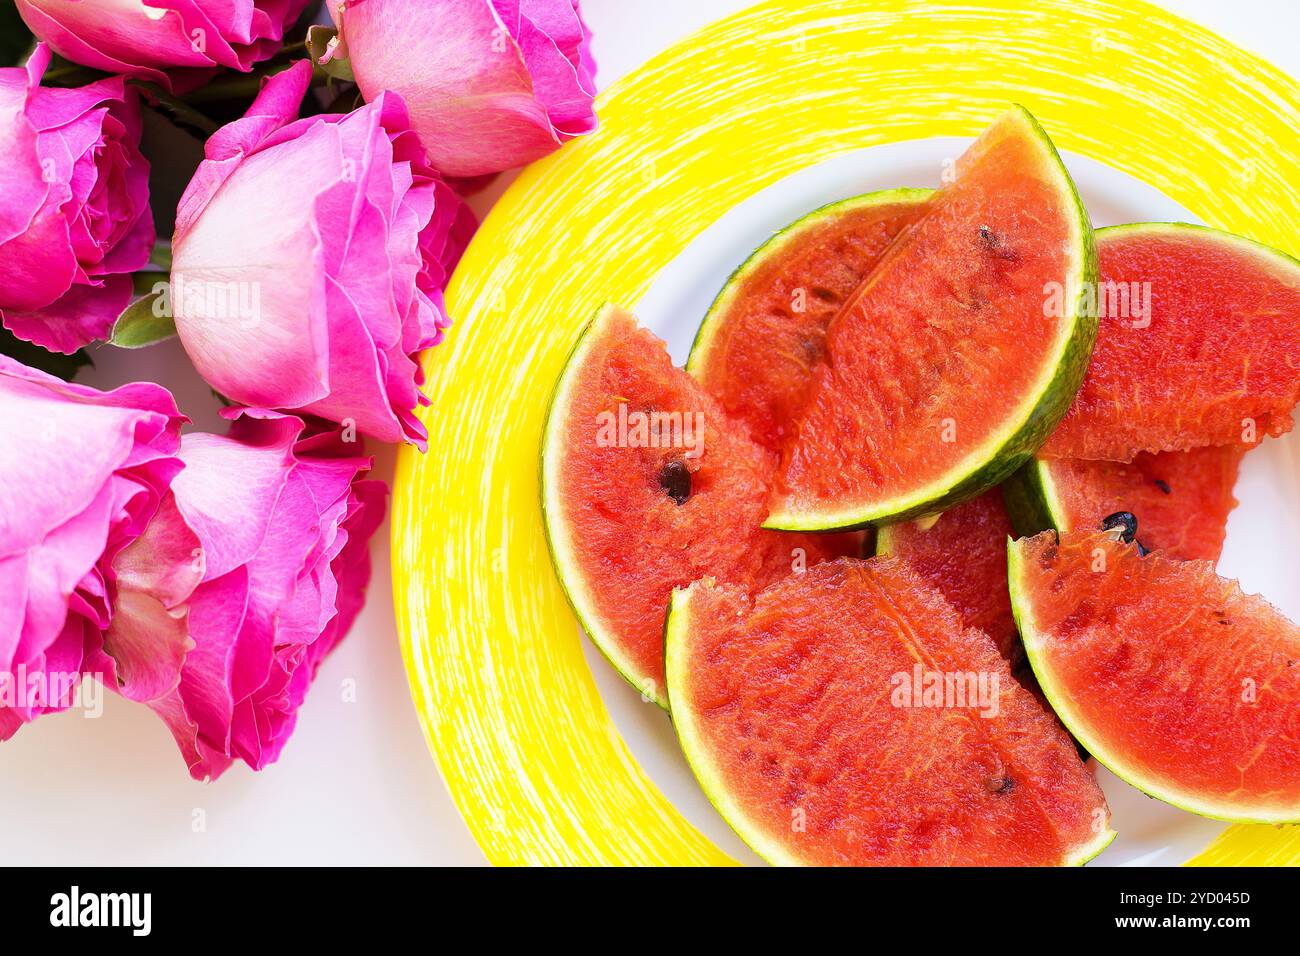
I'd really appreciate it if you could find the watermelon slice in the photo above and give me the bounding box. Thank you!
[665,559,1115,866]
[766,106,1097,531]
[541,305,860,707]
[688,189,930,453]
[1042,223,1300,460]
[1004,446,1246,562]
[687,190,1023,666]
[1009,531,1300,823]
[874,491,1019,662]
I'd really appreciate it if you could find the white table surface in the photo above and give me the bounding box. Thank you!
[1,0,1295,866]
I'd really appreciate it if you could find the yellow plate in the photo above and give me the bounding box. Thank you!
[392,0,1300,865]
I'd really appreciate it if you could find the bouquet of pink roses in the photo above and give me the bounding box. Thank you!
[0,0,596,779]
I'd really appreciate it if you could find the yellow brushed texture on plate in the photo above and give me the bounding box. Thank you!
[392,0,1300,865]
[1187,826,1300,867]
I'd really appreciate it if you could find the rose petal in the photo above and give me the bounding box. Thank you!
[339,0,598,177]
[0,357,185,736]
[0,46,153,353]
[172,73,476,447]
[15,0,310,93]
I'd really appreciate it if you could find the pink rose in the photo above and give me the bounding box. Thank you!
[0,44,153,354]
[171,61,476,448]
[331,0,598,177]
[98,409,386,780]
[15,0,311,93]
[0,357,184,740]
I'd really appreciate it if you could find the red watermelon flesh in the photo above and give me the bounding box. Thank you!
[1010,531,1300,822]
[542,306,861,705]
[666,558,1114,866]
[1042,224,1300,460]
[1046,445,1245,562]
[689,192,928,454]
[875,492,1019,662]
[768,107,1094,527]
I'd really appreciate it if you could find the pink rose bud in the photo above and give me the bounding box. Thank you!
[15,0,311,93]
[171,61,476,448]
[0,357,184,741]
[0,44,154,354]
[97,409,386,780]
[332,0,598,178]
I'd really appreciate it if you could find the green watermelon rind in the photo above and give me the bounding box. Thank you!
[1007,538,1300,825]
[664,581,808,865]
[1094,219,1300,281]
[764,105,1100,532]
[685,187,935,378]
[1001,457,1068,539]
[873,514,941,557]
[1004,220,1300,536]
[540,303,670,709]
[1064,817,1119,867]
[666,578,1118,866]
[872,524,900,556]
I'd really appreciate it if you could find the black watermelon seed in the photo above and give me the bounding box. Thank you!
[1136,540,1149,557]
[658,460,691,505]
[1101,511,1139,544]
[978,225,1017,261]
[985,775,1015,795]
[799,333,822,362]
[1154,479,1172,495]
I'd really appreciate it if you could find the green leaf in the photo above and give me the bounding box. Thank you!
[109,290,176,349]
[306,25,354,82]
[0,325,92,380]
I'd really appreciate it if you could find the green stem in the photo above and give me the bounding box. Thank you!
[149,240,173,272]
[275,38,310,59]
[130,80,221,135]
[38,62,106,86]
[182,62,337,104]
[131,271,168,296]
